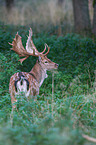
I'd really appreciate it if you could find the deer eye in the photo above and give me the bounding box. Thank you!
[45,61,48,63]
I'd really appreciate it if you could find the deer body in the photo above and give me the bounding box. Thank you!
[9,28,58,110]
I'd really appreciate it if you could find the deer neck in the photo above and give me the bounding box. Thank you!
[29,61,48,87]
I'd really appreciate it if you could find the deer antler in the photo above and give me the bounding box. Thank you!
[26,28,39,55]
[9,33,29,57]
[26,28,49,56]
[9,28,50,63]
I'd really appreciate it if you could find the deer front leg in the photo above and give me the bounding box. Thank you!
[10,94,17,126]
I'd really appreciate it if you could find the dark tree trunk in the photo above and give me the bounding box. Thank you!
[5,0,14,11]
[72,0,91,33]
[92,0,96,35]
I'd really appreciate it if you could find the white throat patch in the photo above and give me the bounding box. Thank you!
[39,69,47,87]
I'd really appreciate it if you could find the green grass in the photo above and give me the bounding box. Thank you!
[0,24,96,145]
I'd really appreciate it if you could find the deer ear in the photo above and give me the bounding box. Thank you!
[38,56,41,62]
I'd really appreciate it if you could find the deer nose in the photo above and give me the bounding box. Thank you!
[55,63,59,68]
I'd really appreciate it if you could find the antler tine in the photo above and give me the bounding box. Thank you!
[40,43,47,54]
[18,56,29,64]
[43,43,50,56]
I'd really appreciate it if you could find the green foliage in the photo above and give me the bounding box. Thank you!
[0,52,20,95]
[0,25,96,144]
[0,93,96,145]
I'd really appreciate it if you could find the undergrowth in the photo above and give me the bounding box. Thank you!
[0,24,96,145]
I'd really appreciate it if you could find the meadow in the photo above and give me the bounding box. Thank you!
[0,23,96,145]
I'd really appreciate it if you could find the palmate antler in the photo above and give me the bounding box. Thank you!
[9,28,50,63]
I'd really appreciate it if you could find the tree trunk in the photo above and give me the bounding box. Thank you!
[92,0,96,35]
[72,0,91,33]
[5,0,14,11]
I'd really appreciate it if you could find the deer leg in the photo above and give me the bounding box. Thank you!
[10,95,18,126]
[11,96,18,112]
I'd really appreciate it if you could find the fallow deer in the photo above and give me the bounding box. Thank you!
[9,28,58,111]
